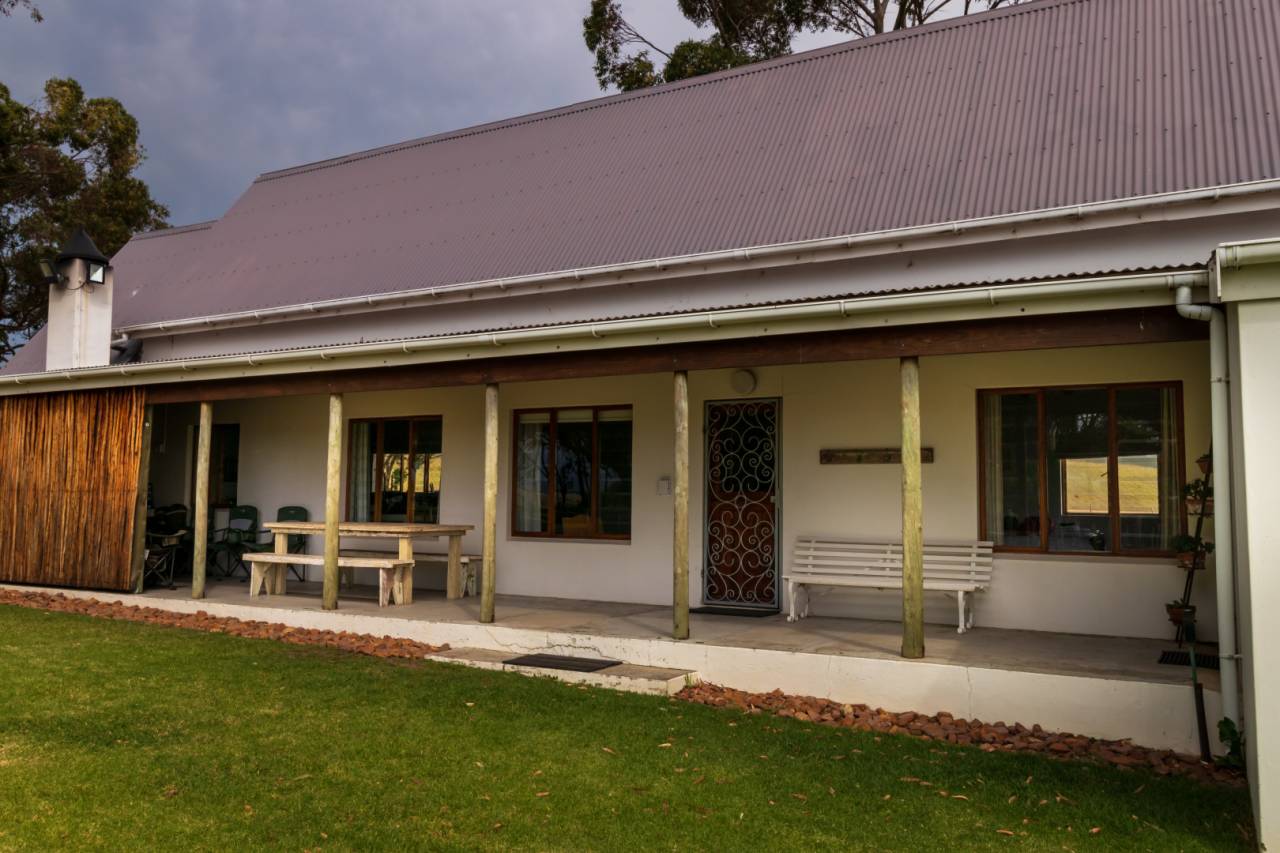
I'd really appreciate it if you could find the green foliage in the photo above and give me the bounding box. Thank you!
[0,604,1255,850]
[663,36,754,82]
[1218,718,1246,769]
[0,0,41,22]
[1171,534,1214,555]
[0,78,168,360]
[583,0,1025,91]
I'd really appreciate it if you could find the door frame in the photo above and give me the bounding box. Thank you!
[701,397,783,611]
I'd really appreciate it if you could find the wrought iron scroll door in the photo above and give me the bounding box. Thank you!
[703,399,781,610]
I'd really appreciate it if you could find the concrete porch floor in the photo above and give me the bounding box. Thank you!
[142,579,1217,690]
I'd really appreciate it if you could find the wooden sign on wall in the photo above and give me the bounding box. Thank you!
[819,447,935,465]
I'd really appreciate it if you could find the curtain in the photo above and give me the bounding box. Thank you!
[350,422,373,521]
[982,394,1004,544]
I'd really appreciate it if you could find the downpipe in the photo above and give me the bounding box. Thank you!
[1174,285,1240,729]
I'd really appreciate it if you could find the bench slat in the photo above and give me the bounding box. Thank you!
[244,553,412,569]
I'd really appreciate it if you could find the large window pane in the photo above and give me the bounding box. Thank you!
[981,393,1039,547]
[514,413,551,534]
[555,409,594,536]
[1116,387,1180,550]
[412,419,443,523]
[380,420,410,523]
[1045,388,1111,552]
[597,409,633,536]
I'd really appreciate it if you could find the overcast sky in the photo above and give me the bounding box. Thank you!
[0,1,848,227]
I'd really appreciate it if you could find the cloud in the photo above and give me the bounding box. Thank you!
[0,1,849,227]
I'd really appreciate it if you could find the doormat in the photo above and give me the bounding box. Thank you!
[504,653,619,673]
[690,606,777,618]
[1158,650,1221,670]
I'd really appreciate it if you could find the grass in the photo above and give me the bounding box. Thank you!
[0,605,1253,851]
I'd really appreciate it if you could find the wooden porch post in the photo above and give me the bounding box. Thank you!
[322,393,344,611]
[191,401,213,599]
[129,404,154,594]
[673,371,690,640]
[480,383,499,623]
[900,356,925,659]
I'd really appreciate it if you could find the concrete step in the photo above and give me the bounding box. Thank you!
[424,647,697,695]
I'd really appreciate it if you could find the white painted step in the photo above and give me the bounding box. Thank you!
[425,647,697,695]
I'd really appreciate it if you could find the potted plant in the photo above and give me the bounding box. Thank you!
[1184,478,1213,517]
[1171,533,1214,569]
[1166,599,1197,626]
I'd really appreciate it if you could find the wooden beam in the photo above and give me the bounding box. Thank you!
[128,404,154,593]
[191,401,212,599]
[322,392,344,611]
[480,383,499,623]
[900,357,924,659]
[144,308,1206,404]
[673,370,690,640]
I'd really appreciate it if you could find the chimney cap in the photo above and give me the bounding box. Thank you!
[55,229,109,266]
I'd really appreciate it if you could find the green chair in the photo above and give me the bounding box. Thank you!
[244,506,310,581]
[209,505,262,581]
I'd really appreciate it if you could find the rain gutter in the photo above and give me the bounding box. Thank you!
[0,269,1207,393]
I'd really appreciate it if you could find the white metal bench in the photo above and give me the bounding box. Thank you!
[246,553,414,607]
[785,537,994,632]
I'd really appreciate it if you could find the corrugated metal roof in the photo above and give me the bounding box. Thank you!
[43,0,1280,335]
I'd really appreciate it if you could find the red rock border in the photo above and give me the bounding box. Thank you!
[0,588,448,660]
[677,683,1243,786]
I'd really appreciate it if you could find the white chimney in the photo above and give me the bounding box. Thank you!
[44,229,114,371]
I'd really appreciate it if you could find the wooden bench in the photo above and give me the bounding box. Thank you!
[245,553,414,607]
[340,550,481,598]
[785,538,994,632]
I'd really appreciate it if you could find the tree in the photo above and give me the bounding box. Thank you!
[583,0,1024,91]
[0,78,168,361]
[0,1,42,22]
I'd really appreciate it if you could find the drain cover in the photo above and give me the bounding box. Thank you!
[504,653,620,673]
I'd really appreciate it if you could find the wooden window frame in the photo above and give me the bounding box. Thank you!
[976,381,1186,558]
[345,415,443,523]
[510,404,633,541]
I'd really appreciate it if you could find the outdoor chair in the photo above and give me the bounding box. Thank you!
[143,505,190,589]
[242,505,310,581]
[209,505,264,581]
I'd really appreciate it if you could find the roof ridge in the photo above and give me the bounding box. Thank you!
[254,0,1082,184]
[131,220,217,241]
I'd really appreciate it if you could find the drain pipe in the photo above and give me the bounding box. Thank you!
[1174,285,1240,728]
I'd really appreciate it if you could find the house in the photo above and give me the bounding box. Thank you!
[2,0,1279,842]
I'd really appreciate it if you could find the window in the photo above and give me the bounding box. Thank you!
[978,383,1183,555]
[348,417,443,523]
[512,406,633,539]
[205,424,239,508]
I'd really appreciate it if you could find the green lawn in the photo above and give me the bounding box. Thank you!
[0,605,1253,851]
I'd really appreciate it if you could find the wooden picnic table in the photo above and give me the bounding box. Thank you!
[262,521,474,602]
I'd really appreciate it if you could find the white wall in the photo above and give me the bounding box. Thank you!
[1228,296,1280,849]
[150,340,1213,640]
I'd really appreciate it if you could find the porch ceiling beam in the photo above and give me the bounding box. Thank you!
[140,308,1206,404]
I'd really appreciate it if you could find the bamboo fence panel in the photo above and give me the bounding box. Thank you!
[0,388,146,590]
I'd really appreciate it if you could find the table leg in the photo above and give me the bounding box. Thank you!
[398,537,414,604]
[447,534,463,600]
[273,532,288,594]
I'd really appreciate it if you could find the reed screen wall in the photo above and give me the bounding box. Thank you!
[0,388,146,590]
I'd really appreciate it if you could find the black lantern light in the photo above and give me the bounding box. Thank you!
[55,228,110,287]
